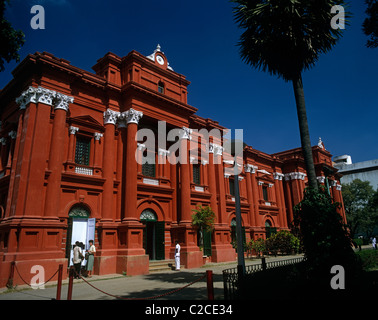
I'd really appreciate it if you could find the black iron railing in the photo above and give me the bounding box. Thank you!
[222,256,305,300]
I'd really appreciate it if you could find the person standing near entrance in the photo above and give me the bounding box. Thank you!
[175,240,181,271]
[72,241,83,279]
[86,240,96,277]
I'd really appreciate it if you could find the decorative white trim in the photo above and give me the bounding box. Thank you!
[224,173,231,179]
[146,44,174,71]
[194,186,204,192]
[244,164,258,174]
[16,87,37,109]
[137,143,146,151]
[284,172,306,181]
[317,176,326,184]
[273,172,284,180]
[8,131,17,139]
[223,159,234,165]
[257,169,271,175]
[75,166,93,175]
[238,176,244,181]
[158,148,170,157]
[16,86,74,111]
[329,180,337,187]
[121,108,143,125]
[143,178,159,186]
[258,181,264,186]
[69,126,79,135]
[94,132,103,141]
[103,109,120,125]
[36,87,55,106]
[268,183,274,188]
[0,137,7,145]
[54,92,74,111]
[201,159,208,165]
[179,127,192,140]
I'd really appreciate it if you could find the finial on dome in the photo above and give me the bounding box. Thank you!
[156,44,161,52]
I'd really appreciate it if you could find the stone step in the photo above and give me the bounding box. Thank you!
[148,259,184,272]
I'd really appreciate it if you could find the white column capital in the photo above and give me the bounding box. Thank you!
[158,148,170,157]
[103,109,120,125]
[69,126,79,135]
[121,108,143,125]
[8,131,17,139]
[245,164,258,174]
[273,172,284,180]
[284,172,306,181]
[15,86,74,111]
[54,92,74,111]
[0,137,7,145]
[94,132,103,141]
[179,126,192,140]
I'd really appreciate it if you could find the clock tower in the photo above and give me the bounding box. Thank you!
[146,44,174,71]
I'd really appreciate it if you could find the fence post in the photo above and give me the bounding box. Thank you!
[67,266,74,300]
[6,261,15,289]
[56,264,63,300]
[206,270,214,300]
[261,257,267,271]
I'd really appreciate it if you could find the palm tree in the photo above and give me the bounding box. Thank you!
[232,0,349,190]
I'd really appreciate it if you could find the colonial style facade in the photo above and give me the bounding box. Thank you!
[0,46,345,287]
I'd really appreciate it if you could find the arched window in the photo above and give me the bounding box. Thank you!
[265,220,276,238]
[140,209,157,222]
[157,81,165,94]
[69,204,90,218]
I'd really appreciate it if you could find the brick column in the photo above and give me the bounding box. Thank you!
[179,127,192,224]
[101,109,119,222]
[44,91,74,218]
[122,108,143,222]
[207,145,218,215]
[245,164,257,227]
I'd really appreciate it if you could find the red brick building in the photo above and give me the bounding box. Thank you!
[0,46,345,287]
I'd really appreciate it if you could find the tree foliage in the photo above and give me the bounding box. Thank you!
[363,0,378,48]
[231,0,349,191]
[0,0,25,72]
[342,179,377,238]
[265,230,301,255]
[294,187,361,278]
[231,0,349,82]
[191,205,215,248]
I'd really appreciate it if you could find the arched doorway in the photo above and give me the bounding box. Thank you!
[140,209,165,260]
[265,220,276,239]
[65,204,95,266]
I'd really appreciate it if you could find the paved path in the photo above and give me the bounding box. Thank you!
[0,254,303,300]
[0,246,370,301]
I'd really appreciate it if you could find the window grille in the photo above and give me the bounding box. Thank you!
[75,137,90,166]
[193,164,201,185]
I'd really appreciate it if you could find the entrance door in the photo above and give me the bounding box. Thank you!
[140,209,165,260]
[66,205,95,266]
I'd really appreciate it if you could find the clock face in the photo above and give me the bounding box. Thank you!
[156,55,164,65]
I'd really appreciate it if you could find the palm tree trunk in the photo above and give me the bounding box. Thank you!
[292,74,318,191]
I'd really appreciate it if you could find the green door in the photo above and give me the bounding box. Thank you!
[203,230,212,256]
[155,221,165,260]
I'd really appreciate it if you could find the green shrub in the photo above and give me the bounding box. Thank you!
[266,230,300,255]
[356,249,378,270]
[293,186,362,278]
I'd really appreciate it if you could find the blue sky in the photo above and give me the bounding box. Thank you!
[1,0,377,163]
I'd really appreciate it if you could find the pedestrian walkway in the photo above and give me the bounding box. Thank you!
[0,253,304,300]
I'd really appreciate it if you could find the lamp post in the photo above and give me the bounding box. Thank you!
[230,137,246,279]
[234,159,245,278]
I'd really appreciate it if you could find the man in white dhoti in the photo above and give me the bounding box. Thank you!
[175,241,181,271]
